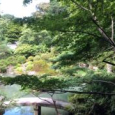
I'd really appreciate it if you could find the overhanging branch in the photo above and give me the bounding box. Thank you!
[87,0,115,47]
[71,0,90,12]
[111,16,114,41]
[92,18,115,47]
[59,30,100,38]
[103,60,115,66]
[41,89,115,96]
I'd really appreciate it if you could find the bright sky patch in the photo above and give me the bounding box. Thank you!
[0,0,49,17]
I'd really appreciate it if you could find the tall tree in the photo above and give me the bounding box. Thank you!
[28,0,115,67]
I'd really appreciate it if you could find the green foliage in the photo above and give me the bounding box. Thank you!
[6,55,26,65]
[19,25,52,46]
[23,0,32,5]
[0,55,26,73]
[6,22,22,43]
[1,1,115,115]
[0,16,10,42]
[29,2,69,31]
[19,26,39,45]
[1,70,111,114]
[15,67,23,74]
[16,55,26,64]
[32,59,56,75]
[0,43,13,59]
[26,61,34,71]
[25,0,110,67]
[2,66,115,114]
[0,15,22,43]
[67,71,115,115]
[14,44,39,57]
[26,56,34,61]
[25,51,57,75]
[1,74,68,90]
[60,66,87,76]
[33,55,41,61]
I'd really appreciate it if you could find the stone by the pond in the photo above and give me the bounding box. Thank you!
[4,97,71,110]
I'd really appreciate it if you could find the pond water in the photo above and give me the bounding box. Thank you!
[4,106,33,115]
[3,106,68,115]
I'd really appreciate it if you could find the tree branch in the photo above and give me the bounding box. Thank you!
[71,0,115,47]
[70,0,90,12]
[59,30,100,38]
[111,16,114,41]
[92,19,115,45]
[103,59,115,66]
[87,0,115,47]
[48,92,60,115]
[41,89,115,96]
[92,80,115,86]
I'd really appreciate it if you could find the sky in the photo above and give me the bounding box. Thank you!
[0,0,49,18]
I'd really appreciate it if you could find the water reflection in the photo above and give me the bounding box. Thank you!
[41,107,69,115]
[4,106,33,115]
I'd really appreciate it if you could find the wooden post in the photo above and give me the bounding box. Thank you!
[0,109,5,115]
[34,105,41,115]
[69,112,74,115]
[38,106,41,115]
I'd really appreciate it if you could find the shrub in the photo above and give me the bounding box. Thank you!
[27,56,34,61]
[0,67,7,73]
[26,61,34,71]
[15,67,23,74]
[33,55,41,61]
[16,55,26,64]
[0,55,26,74]
[14,44,39,57]
[33,59,56,75]
[33,60,48,73]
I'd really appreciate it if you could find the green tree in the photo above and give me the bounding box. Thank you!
[27,0,115,68]
[6,22,22,43]
[19,25,52,45]
[0,16,10,42]
[0,15,22,43]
